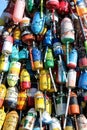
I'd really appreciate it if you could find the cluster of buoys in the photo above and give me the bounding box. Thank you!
[0,0,87,130]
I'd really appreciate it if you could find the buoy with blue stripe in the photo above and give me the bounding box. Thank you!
[64,117,74,130]
[13,26,22,47]
[4,86,18,109]
[32,42,43,72]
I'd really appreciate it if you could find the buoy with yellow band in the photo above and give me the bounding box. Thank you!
[8,61,21,76]
[0,54,9,72]
[20,68,31,90]
[34,91,45,130]
[0,107,6,130]
[46,96,52,115]
[2,110,19,130]
[39,69,51,91]
[32,43,43,71]
[13,27,21,40]
[16,90,27,111]
[0,84,6,108]
[49,117,62,130]
[16,90,27,121]
[64,117,74,130]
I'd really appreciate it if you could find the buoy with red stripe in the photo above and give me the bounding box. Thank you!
[68,92,80,130]
[20,68,31,90]
[63,69,76,129]
[61,17,75,65]
[27,87,37,108]
[46,0,59,10]
[16,90,27,121]
[68,92,80,115]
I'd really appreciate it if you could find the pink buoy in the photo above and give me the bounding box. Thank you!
[2,35,13,55]
[13,0,25,23]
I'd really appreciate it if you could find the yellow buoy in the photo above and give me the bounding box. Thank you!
[2,111,19,130]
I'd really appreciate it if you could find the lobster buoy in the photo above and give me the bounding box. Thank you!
[46,0,59,10]
[20,68,31,90]
[13,0,25,23]
[4,86,18,109]
[0,107,6,130]
[23,108,37,130]
[0,84,6,107]
[49,117,61,130]
[2,35,13,55]
[2,111,19,130]
[77,114,87,130]
[68,92,80,115]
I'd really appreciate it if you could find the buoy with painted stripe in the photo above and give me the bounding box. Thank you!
[20,68,31,90]
[23,108,37,130]
[61,17,75,65]
[4,86,18,109]
[2,35,13,55]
